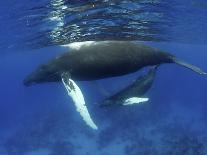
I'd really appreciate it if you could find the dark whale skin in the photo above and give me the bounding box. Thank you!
[23,41,206,86]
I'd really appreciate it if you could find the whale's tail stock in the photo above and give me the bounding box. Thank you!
[171,57,207,75]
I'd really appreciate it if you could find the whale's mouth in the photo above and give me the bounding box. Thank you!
[23,74,35,86]
[23,80,32,86]
[23,71,62,86]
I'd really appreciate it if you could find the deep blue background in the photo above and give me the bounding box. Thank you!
[0,0,207,155]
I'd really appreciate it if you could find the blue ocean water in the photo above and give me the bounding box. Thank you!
[0,0,207,155]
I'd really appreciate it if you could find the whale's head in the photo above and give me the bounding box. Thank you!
[23,64,61,86]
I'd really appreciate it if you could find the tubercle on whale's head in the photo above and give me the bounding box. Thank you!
[23,64,61,86]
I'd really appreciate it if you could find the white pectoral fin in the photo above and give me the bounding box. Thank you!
[61,73,98,130]
[122,97,149,106]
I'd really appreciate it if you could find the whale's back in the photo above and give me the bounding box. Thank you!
[54,41,170,80]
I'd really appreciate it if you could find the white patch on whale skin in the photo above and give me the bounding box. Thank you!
[61,41,111,50]
[123,97,149,106]
[61,41,96,50]
[62,77,98,130]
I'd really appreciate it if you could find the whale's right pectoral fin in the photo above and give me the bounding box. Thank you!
[61,72,98,130]
[122,97,149,106]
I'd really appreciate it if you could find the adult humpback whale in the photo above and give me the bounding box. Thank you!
[23,41,206,130]
[23,41,206,86]
[100,66,157,107]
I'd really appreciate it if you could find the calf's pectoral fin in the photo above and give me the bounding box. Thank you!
[122,97,149,106]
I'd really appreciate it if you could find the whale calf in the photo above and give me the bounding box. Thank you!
[23,41,206,86]
[100,66,157,107]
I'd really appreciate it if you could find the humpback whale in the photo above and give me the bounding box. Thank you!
[23,41,207,130]
[23,41,206,86]
[100,66,157,107]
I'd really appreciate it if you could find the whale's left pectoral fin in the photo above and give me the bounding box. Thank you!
[61,72,98,130]
[122,97,149,106]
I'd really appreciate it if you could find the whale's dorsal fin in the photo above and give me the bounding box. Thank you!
[61,72,98,130]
